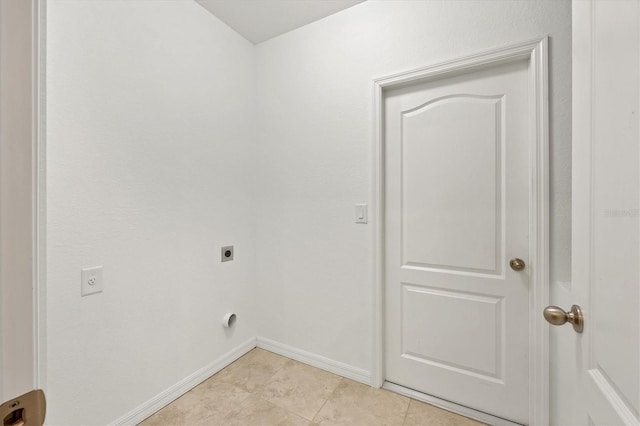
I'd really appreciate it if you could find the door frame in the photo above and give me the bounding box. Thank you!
[0,0,45,402]
[371,36,550,425]
[35,0,47,395]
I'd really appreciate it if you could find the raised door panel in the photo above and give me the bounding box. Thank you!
[401,284,504,381]
[402,95,503,275]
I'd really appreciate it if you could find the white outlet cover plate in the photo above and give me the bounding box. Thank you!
[81,266,103,296]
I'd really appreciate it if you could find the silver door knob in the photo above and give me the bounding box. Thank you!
[543,305,584,333]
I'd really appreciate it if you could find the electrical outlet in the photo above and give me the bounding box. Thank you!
[81,266,103,296]
[221,246,234,262]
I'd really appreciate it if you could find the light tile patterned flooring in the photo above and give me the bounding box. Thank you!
[140,348,486,426]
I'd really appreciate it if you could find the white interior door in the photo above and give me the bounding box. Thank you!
[384,58,532,424]
[553,1,640,425]
[0,0,38,403]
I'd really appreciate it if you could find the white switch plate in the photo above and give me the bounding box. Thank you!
[81,266,103,296]
[355,204,368,224]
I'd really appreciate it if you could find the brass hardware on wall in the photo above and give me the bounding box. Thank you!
[543,305,584,333]
[0,390,46,426]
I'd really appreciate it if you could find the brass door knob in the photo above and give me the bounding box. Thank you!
[543,305,584,333]
[509,258,526,271]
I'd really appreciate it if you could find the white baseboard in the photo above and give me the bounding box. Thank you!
[110,336,373,425]
[382,382,522,426]
[106,338,523,426]
[110,337,257,426]
[256,337,371,386]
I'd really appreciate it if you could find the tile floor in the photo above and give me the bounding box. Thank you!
[140,348,486,426]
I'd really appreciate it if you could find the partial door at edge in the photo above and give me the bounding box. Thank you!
[553,1,640,424]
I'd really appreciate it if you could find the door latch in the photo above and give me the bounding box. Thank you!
[0,390,46,426]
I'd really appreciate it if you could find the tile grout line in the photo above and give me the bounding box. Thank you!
[212,348,292,417]
[230,381,255,412]
[401,398,413,426]
[310,377,344,424]
[257,350,292,390]
[310,398,329,424]
[262,360,342,422]
[194,366,257,422]
[219,350,300,424]
[256,355,323,421]
[255,356,293,408]
[255,395,311,424]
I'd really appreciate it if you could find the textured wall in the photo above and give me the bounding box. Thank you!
[46,1,256,424]
[254,0,571,372]
[45,1,573,423]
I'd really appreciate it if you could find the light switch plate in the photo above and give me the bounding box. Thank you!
[81,266,103,296]
[355,204,368,224]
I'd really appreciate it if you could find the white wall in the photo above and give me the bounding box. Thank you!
[44,0,572,423]
[254,0,571,374]
[45,1,256,424]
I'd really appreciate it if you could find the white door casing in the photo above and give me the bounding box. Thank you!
[555,1,640,425]
[0,0,44,403]
[372,37,549,426]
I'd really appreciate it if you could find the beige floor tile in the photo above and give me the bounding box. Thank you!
[140,378,251,426]
[260,360,343,421]
[215,348,290,393]
[313,379,409,426]
[403,399,486,426]
[139,350,492,426]
[222,394,311,426]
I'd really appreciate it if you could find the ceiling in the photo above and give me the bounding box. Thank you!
[195,0,365,44]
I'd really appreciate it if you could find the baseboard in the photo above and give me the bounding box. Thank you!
[256,337,371,386]
[382,382,523,426]
[110,336,372,425]
[110,337,257,426]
